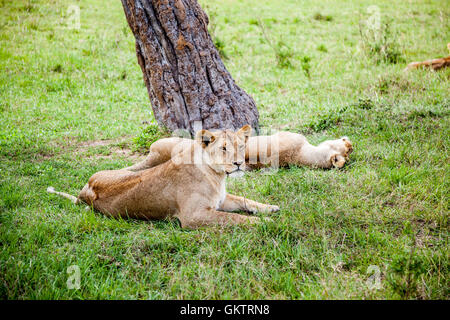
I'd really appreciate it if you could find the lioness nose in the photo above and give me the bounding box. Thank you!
[234,161,243,166]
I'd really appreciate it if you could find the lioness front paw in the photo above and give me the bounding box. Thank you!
[247,204,280,215]
[258,204,280,214]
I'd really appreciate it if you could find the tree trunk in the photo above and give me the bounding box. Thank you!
[121,0,259,136]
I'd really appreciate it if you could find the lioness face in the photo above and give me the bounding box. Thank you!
[321,136,353,168]
[330,137,353,160]
[196,125,252,177]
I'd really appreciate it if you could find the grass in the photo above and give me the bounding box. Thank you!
[0,0,449,299]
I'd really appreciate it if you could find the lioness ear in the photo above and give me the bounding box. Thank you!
[330,154,346,168]
[237,125,252,140]
[195,129,216,148]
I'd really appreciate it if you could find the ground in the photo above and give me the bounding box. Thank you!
[0,0,448,299]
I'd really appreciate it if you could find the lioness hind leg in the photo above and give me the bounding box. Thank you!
[177,209,270,229]
[124,151,167,172]
[219,194,280,214]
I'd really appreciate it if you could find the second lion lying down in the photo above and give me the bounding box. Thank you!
[126,131,353,172]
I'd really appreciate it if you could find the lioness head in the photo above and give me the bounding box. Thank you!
[323,136,353,168]
[195,125,252,177]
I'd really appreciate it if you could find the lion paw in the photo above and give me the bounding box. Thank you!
[267,205,280,213]
[257,204,280,215]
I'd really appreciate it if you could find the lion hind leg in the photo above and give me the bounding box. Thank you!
[124,151,166,172]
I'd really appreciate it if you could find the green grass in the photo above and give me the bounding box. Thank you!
[0,0,449,299]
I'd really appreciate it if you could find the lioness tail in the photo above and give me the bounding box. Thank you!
[47,186,79,204]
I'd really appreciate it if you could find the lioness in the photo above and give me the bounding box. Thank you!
[125,132,353,172]
[47,126,279,229]
[404,43,450,71]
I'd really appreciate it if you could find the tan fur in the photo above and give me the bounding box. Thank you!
[246,132,352,170]
[404,43,450,71]
[126,132,353,172]
[48,126,279,229]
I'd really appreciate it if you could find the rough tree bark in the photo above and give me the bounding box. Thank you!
[121,0,259,135]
